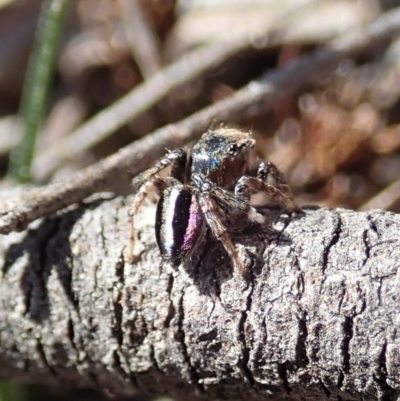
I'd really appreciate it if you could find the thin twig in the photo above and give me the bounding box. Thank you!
[1,7,400,235]
[118,0,162,79]
[32,0,323,182]
[359,177,400,211]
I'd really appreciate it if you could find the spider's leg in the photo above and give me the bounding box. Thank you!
[132,147,190,189]
[238,161,297,211]
[199,195,245,275]
[193,173,247,275]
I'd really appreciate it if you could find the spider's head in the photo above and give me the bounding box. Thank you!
[192,128,255,188]
[199,128,254,154]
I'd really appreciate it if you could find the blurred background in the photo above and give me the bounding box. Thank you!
[1,0,400,399]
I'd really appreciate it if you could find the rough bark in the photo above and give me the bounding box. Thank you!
[0,196,399,401]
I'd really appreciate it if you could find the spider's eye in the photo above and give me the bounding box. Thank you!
[227,143,238,155]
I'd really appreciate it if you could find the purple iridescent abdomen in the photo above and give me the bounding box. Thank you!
[155,186,204,267]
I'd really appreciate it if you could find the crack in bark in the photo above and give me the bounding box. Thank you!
[362,228,371,268]
[177,290,203,393]
[113,210,125,346]
[164,273,175,328]
[115,251,125,284]
[277,362,291,394]
[342,316,353,374]
[361,212,383,270]
[149,343,163,375]
[23,279,32,317]
[373,340,396,399]
[238,260,255,387]
[321,211,342,276]
[67,317,78,357]
[319,379,331,398]
[292,256,305,306]
[377,278,383,306]
[111,210,133,378]
[63,218,88,369]
[24,217,61,320]
[296,313,309,368]
[112,349,132,384]
[366,213,379,237]
[337,369,344,389]
[62,241,79,312]
[95,215,109,291]
[113,296,124,347]
[68,221,83,322]
[113,252,125,348]
[319,211,342,297]
[36,338,56,376]
[206,299,216,328]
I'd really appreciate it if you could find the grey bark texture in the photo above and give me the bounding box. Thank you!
[0,196,399,401]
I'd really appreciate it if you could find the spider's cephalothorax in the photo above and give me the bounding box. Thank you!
[191,128,255,190]
[128,127,297,274]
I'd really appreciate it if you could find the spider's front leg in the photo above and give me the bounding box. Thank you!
[132,147,189,188]
[236,161,297,212]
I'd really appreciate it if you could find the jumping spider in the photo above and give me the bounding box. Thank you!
[128,127,297,274]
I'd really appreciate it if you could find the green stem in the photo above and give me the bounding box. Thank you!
[8,0,69,183]
[0,381,26,401]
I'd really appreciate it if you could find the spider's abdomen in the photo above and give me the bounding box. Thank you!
[155,186,204,267]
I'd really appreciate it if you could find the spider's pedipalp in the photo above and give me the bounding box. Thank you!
[237,160,297,212]
[256,161,294,199]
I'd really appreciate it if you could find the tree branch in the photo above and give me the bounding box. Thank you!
[0,198,399,400]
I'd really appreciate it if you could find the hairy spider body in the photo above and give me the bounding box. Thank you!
[129,127,297,274]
